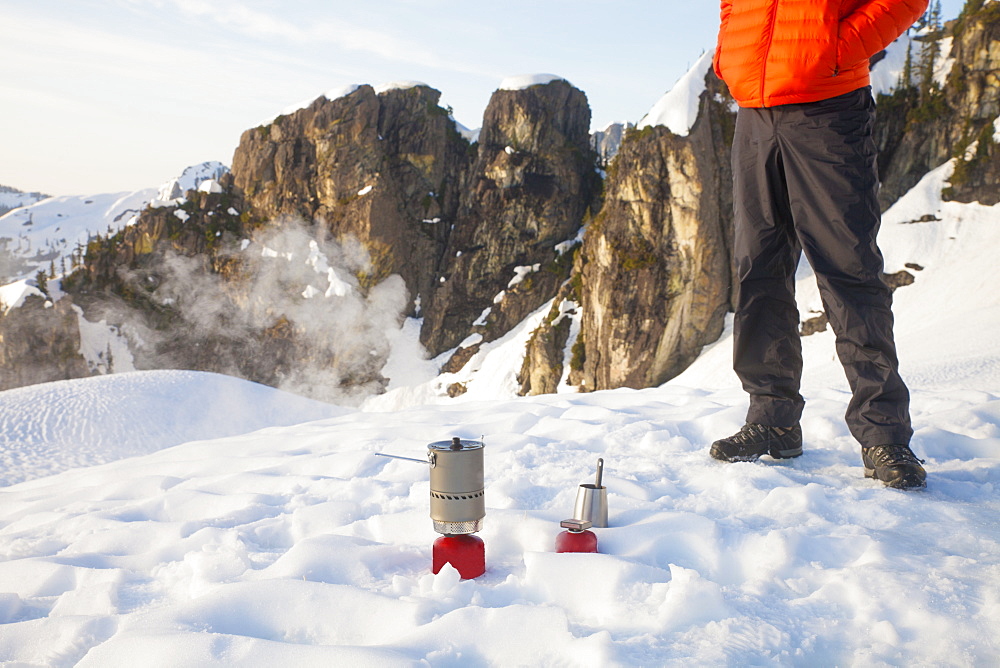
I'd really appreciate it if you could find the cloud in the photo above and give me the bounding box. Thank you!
[156,0,464,72]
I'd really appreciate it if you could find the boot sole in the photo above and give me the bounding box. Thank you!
[769,447,803,459]
[710,444,802,462]
[864,466,927,489]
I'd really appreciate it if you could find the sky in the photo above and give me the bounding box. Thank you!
[1,0,967,198]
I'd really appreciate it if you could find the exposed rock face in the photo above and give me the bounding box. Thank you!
[877,6,1000,208]
[230,79,600,373]
[939,6,1000,206]
[74,174,248,291]
[232,85,469,312]
[61,174,406,403]
[571,74,736,391]
[420,80,600,356]
[592,122,629,165]
[941,6,1000,206]
[517,280,579,396]
[63,176,259,378]
[0,296,89,390]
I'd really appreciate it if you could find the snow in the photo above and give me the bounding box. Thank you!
[454,120,480,143]
[374,81,429,94]
[871,35,917,97]
[155,162,228,205]
[554,299,583,393]
[197,179,224,194]
[2,109,1000,667]
[499,74,568,91]
[0,189,47,214]
[507,263,540,289]
[555,227,585,255]
[0,370,345,487]
[472,306,492,327]
[457,332,484,350]
[73,305,136,376]
[638,34,948,136]
[324,270,352,298]
[933,36,957,88]
[0,190,155,286]
[0,279,45,313]
[869,30,956,98]
[0,162,227,289]
[259,85,367,126]
[638,51,715,135]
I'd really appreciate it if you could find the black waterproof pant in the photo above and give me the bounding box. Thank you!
[731,86,912,448]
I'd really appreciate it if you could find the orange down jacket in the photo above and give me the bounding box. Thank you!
[713,0,929,107]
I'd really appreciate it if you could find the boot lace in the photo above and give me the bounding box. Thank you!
[868,445,925,466]
[731,423,783,444]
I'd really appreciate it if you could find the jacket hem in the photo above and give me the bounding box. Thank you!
[734,78,872,109]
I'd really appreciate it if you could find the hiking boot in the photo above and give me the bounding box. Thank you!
[710,423,803,462]
[862,445,927,489]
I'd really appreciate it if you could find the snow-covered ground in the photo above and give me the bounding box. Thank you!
[1,145,999,664]
[0,370,346,488]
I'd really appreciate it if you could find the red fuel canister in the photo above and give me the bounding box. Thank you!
[555,519,598,553]
[433,534,486,578]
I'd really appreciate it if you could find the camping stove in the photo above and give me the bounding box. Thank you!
[428,437,486,579]
[376,437,486,579]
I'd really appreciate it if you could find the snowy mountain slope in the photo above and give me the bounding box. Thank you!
[0,152,999,664]
[0,186,47,217]
[0,370,347,487]
[638,51,716,134]
[0,162,226,287]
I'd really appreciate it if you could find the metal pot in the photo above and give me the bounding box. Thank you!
[428,437,485,535]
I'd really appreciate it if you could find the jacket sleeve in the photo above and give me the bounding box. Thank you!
[713,0,733,79]
[838,0,929,69]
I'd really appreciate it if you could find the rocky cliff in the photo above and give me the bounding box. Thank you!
[232,84,469,314]
[877,2,1000,208]
[0,296,90,389]
[229,78,602,383]
[941,3,1000,205]
[572,75,736,391]
[421,79,600,361]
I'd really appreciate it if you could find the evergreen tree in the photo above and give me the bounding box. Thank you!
[916,1,944,103]
[35,270,48,297]
[902,39,915,89]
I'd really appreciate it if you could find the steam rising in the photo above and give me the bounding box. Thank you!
[113,219,408,404]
